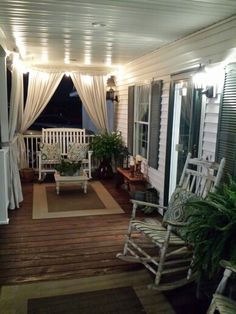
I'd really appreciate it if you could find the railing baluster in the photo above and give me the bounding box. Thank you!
[23,132,94,170]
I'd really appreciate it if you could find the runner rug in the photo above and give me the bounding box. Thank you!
[28,287,145,314]
[33,181,124,219]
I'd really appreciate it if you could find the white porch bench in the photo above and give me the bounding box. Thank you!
[38,128,93,181]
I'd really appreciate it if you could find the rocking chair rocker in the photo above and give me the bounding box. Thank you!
[117,153,225,291]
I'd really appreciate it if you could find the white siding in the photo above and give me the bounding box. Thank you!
[201,99,220,161]
[116,16,236,206]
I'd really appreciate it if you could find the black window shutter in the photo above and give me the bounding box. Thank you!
[127,85,135,155]
[216,64,236,180]
[148,80,162,169]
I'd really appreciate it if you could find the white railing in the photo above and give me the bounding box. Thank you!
[23,133,94,170]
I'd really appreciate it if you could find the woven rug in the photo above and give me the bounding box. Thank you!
[28,287,146,314]
[33,181,124,219]
[0,270,175,314]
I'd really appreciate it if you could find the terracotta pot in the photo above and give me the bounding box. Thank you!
[20,168,35,183]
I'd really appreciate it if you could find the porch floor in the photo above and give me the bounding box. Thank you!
[0,176,209,313]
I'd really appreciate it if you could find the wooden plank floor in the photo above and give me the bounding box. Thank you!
[0,176,210,313]
[0,178,143,285]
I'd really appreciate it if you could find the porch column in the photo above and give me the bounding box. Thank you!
[0,46,9,223]
[0,45,9,146]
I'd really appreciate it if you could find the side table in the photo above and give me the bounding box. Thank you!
[116,167,146,192]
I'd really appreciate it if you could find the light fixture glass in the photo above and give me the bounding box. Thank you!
[106,75,118,102]
[193,68,206,89]
[193,64,225,98]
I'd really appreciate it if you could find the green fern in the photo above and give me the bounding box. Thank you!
[182,176,236,280]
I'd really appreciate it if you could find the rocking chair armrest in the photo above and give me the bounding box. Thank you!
[130,199,166,210]
[130,199,166,220]
[220,260,236,273]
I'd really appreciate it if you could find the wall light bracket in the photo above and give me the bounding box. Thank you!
[201,85,214,98]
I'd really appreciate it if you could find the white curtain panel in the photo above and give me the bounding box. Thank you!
[8,65,23,209]
[20,71,63,132]
[71,73,109,132]
[18,71,63,168]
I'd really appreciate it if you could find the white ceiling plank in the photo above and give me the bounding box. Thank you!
[0,0,236,69]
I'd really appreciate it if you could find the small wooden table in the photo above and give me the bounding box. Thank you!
[116,167,146,192]
[54,171,89,195]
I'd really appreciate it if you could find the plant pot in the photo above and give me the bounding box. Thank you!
[20,168,35,183]
[97,159,113,179]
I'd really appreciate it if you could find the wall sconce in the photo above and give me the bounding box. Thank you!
[106,75,118,102]
[193,65,215,98]
[201,85,214,98]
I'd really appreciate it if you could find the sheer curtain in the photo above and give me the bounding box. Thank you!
[71,73,108,132]
[18,70,63,168]
[8,65,24,209]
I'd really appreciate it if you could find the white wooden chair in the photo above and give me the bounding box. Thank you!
[38,128,93,180]
[117,153,225,290]
[207,260,236,314]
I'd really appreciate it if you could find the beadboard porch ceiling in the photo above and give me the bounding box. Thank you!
[0,0,236,70]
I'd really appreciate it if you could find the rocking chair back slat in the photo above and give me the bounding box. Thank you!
[178,153,225,198]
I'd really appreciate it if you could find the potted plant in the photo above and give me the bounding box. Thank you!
[54,159,81,176]
[182,176,236,295]
[91,131,124,179]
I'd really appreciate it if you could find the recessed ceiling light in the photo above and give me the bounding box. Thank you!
[92,22,106,28]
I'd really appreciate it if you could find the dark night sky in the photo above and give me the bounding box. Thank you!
[7,71,82,127]
[40,76,82,124]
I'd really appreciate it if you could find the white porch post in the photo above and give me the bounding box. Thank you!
[0,45,9,145]
[0,45,9,223]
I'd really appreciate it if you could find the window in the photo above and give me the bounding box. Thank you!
[134,84,150,159]
[127,80,162,169]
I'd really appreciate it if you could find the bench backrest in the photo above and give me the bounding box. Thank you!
[42,128,86,155]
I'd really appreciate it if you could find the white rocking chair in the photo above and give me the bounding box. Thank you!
[207,260,236,314]
[117,153,225,291]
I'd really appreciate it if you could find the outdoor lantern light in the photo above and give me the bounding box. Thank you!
[106,75,118,102]
[193,65,215,98]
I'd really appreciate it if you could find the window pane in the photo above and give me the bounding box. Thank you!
[136,85,150,122]
[135,123,148,158]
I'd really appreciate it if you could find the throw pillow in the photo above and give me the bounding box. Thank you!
[67,143,89,161]
[163,188,197,236]
[40,143,61,161]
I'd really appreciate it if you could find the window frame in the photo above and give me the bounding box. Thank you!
[133,83,151,160]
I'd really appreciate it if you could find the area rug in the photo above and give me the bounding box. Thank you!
[0,270,174,314]
[33,181,124,219]
[28,287,146,314]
